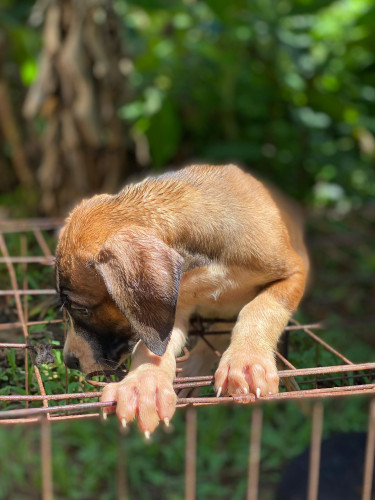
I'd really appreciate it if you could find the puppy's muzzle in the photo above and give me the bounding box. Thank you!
[64,352,80,371]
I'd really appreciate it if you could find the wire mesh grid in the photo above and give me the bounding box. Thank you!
[0,218,374,500]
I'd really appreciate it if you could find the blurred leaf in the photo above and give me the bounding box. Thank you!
[147,98,181,166]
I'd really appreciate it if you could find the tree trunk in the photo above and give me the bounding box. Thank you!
[0,32,34,192]
[24,0,129,215]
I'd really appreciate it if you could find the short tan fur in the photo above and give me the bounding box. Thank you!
[56,164,309,434]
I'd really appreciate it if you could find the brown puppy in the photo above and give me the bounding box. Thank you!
[56,165,309,435]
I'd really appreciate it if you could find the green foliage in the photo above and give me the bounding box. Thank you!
[0,0,40,83]
[3,0,375,212]
[114,0,375,209]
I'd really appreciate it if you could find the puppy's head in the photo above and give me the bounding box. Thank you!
[56,202,184,373]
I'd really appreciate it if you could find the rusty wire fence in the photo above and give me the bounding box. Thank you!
[0,219,374,500]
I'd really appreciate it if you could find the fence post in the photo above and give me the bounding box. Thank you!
[185,406,197,500]
[117,426,129,500]
[362,399,375,500]
[246,406,263,500]
[41,417,53,500]
[307,401,324,500]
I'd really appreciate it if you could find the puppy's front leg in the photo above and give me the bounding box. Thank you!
[101,324,186,435]
[215,261,306,398]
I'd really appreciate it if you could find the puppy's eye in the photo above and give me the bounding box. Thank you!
[70,304,90,316]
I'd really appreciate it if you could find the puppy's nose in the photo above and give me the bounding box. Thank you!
[64,353,80,370]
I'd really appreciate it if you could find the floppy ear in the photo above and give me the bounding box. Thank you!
[96,228,184,356]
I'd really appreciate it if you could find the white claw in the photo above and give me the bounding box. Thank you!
[164,417,170,427]
[243,387,249,394]
[121,418,127,428]
[102,411,107,421]
[144,430,150,440]
[217,386,222,398]
[256,388,261,399]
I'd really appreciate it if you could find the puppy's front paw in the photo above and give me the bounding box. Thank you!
[101,366,177,435]
[214,346,279,398]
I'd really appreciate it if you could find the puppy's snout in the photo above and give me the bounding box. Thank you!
[64,352,80,370]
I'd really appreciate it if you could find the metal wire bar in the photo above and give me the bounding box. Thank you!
[0,234,50,443]
[117,427,129,500]
[0,401,108,419]
[0,218,62,233]
[0,233,51,424]
[21,235,29,408]
[0,319,62,331]
[0,234,29,340]
[276,351,297,370]
[1,380,375,422]
[0,289,56,295]
[185,406,197,500]
[41,416,53,500]
[188,323,322,336]
[307,401,324,500]
[362,400,375,500]
[0,381,374,422]
[172,363,375,387]
[176,384,375,407]
[291,319,352,365]
[33,229,54,259]
[246,406,263,500]
[0,220,375,500]
[0,342,28,348]
[199,334,222,357]
[0,257,54,264]
[1,383,374,423]
[0,413,100,425]
[0,392,102,401]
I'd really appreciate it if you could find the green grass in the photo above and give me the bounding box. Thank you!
[0,213,374,499]
[0,397,372,500]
